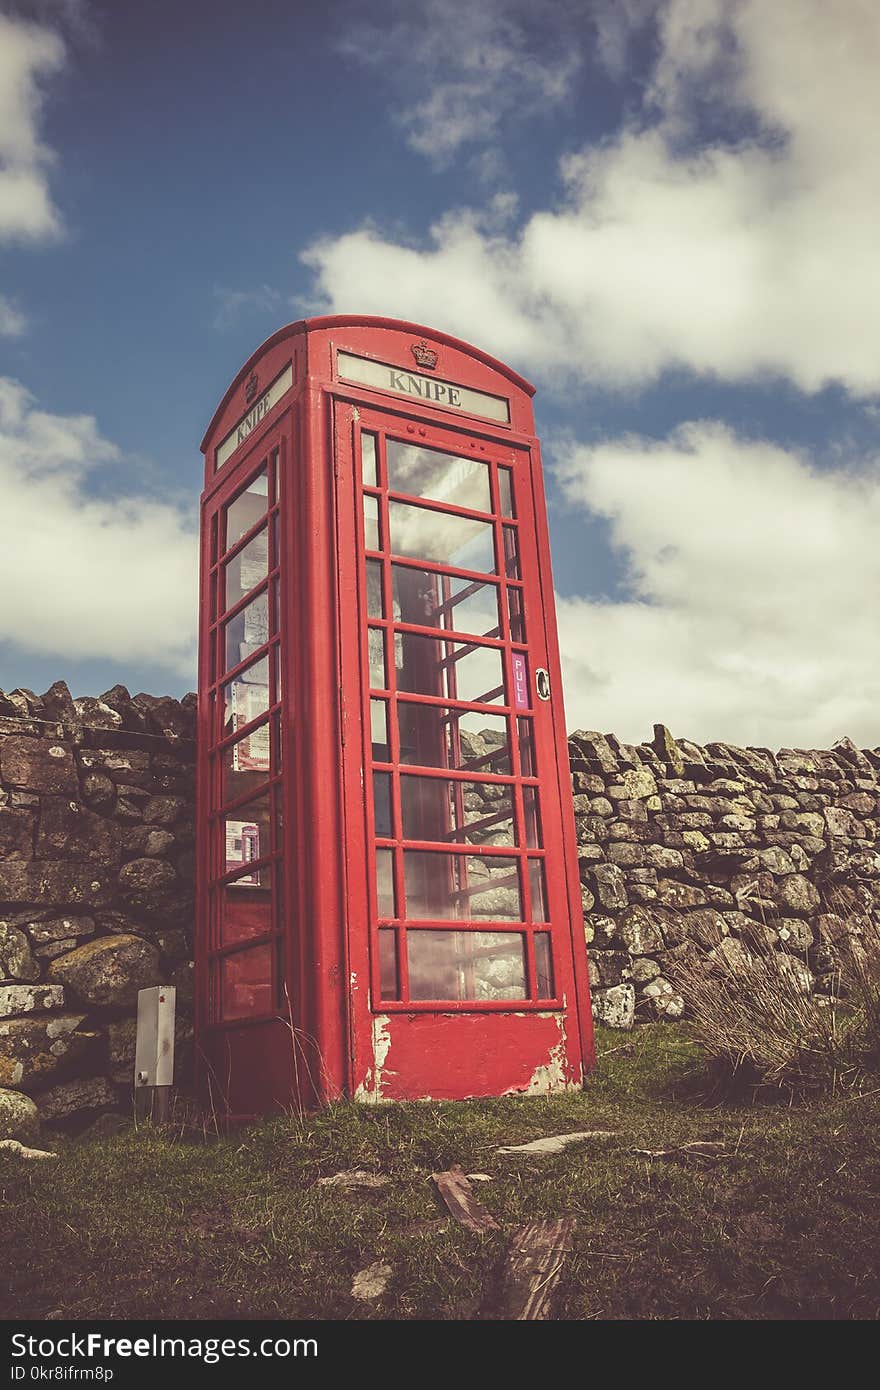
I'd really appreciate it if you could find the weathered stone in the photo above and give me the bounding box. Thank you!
[653,724,685,776]
[36,798,122,866]
[656,880,707,909]
[590,951,631,986]
[709,937,752,973]
[607,767,658,802]
[0,1015,92,1088]
[580,885,595,914]
[142,795,187,825]
[643,844,684,871]
[775,873,821,917]
[25,915,96,945]
[0,807,33,859]
[606,842,647,868]
[775,952,813,995]
[48,935,161,1008]
[823,806,861,838]
[588,797,614,817]
[592,984,635,1030]
[0,1087,39,1141]
[0,922,40,982]
[0,985,65,1018]
[756,846,796,876]
[681,829,711,852]
[570,730,619,774]
[0,736,77,795]
[587,863,629,911]
[839,792,876,815]
[629,957,661,984]
[0,863,109,908]
[684,908,729,948]
[122,825,176,858]
[118,857,176,892]
[641,977,685,1019]
[38,1076,117,1125]
[618,905,664,956]
[775,918,814,950]
[79,770,117,812]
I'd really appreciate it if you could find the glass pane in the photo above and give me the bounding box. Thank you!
[376,848,395,918]
[503,526,520,578]
[371,699,390,761]
[219,875,273,948]
[523,786,542,848]
[223,790,271,881]
[373,770,393,837]
[403,851,522,920]
[363,494,381,550]
[396,632,504,705]
[361,432,378,486]
[223,525,268,613]
[224,589,269,673]
[507,586,525,642]
[378,929,399,999]
[368,626,387,689]
[407,930,526,1001]
[366,559,384,618]
[220,943,272,1019]
[388,500,495,574]
[534,934,554,998]
[529,860,548,922]
[398,703,511,773]
[400,774,515,847]
[222,722,270,803]
[271,643,282,705]
[392,565,500,640]
[498,468,514,517]
[518,719,535,777]
[386,440,492,513]
[225,468,268,551]
[223,655,269,738]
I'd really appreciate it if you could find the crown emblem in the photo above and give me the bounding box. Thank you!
[410,339,438,370]
[245,371,260,404]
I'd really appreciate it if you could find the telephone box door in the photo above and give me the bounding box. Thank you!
[336,401,590,1099]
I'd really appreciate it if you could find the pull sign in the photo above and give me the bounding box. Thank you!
[536,668,551,701]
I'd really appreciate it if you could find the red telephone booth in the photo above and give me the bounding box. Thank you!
[196,316,593,1118]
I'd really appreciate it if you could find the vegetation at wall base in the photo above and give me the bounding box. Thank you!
[667,906,880,1101]
[2,1024,879,1321]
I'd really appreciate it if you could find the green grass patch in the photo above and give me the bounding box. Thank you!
[2,1025,879,1320]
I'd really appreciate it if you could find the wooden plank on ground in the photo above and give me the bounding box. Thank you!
[431,1164,500,1232]
[499,1216,577,1320]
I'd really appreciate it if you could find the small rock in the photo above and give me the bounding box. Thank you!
[351,1261,392,1301]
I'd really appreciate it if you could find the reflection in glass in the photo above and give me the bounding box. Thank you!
[223,525,268,613]
[223,790,271,883]
[407,930,526,1001]
[523,786,542,848]
[220,875,272,948]
[224,590,269,673]
[363,494,381,550]
[396,632,504,705]
[397,703,510,774]
[507,586,525,642]
[403,851,522,921]
[361,432,378,486]
[223,655,269,738]
[400,774,515,847]
[529,860,548,921]
[389,500,495,574]
[534,934,554,997]
[392,565,499,640]
[222,722,270,804]
[518,719,535,777]
[376,848,395,918]
[220,943,272,1018]
[368,627,386,689]
[498,468,514,517]
[503,526,520,578]
[225,468,268,551]
[386,440,491,513]
[373,770,393,837]
[378,929,399,999]
[366,559,384,618]
[370,699,390,762]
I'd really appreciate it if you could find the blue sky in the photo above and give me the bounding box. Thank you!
[1,0,879,747]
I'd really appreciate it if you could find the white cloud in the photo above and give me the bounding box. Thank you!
[339,0,581,169]
[0,296,27,336]
[311,0,880,398]
[0,379,197,676]
[553,422,880,748]
[0,13,66,243]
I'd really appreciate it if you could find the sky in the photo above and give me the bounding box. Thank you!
[1,0,879,750]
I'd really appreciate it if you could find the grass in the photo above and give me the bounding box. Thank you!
[2,1024,879,1320]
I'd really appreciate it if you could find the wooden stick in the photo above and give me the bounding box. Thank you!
[499,1217,578,1320]
[431,1164,500,1233]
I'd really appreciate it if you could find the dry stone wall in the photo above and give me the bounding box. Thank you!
[0,682,195,1138]
[1,681,878,1137]
[572,725,880,1030]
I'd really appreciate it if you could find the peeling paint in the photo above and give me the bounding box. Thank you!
[353,1014,392,1104]
[515,1014,575,1096]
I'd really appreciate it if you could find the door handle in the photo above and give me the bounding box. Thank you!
[535,668,551,700]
